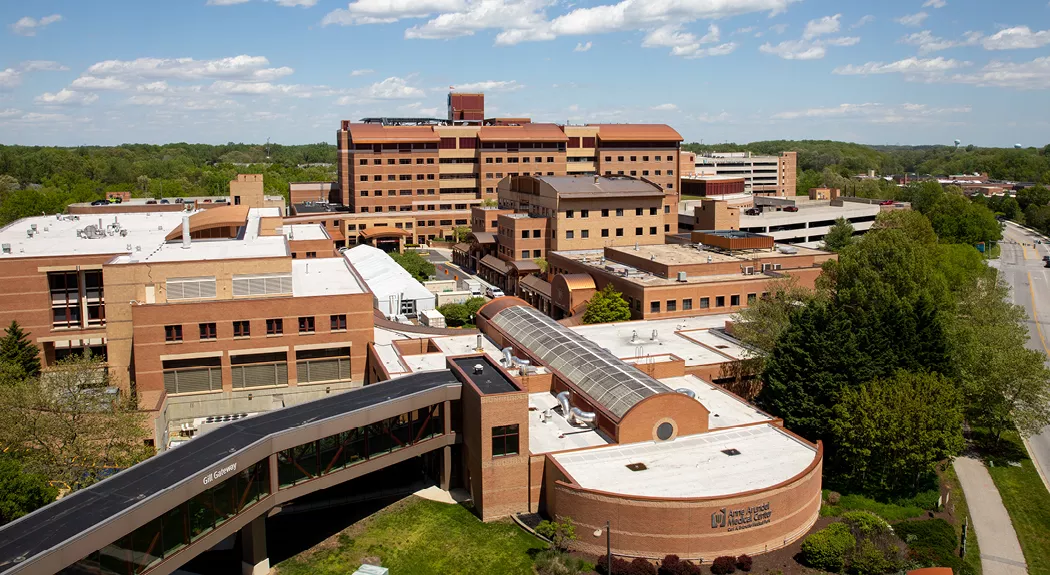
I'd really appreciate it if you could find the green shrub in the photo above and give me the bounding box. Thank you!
[841,511,890,536]
[801,523,856,572]
[894,518,961,570]
[535,550,589,575]
[847,539,891,575]
[824,493,926,521]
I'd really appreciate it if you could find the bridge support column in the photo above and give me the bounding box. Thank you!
[241,515,269,575]
[440,444,452,491]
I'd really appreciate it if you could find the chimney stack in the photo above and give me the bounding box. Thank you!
[181,215,191,249]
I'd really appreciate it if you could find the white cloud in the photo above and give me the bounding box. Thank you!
[342,76,426,102]
[851,15,874,29]
[450,80,523,92]
[833,56,969,77]
[982,26,1050,50]
[322,0,467,26]
[901,30,982,54]
[574,41,592,51]
[403,0,551,45]
[922,0,947,7]
[137,81,172,93]
[803,14,840,39]
[950,56,1050,90]
[208,0,318,6]
[351,68,375,76]
[70,76,131,91]
[733,26,755,35]
[642,24,732,58]
[0,108,21,119]
[127,95,168,106]
[773,102,969,123]
[10,14,62,36]
[207,0,252,4]
[896,12,928,27]
[20,60,69,72]
[85,55,293,82]
[769,23,788,34]
[651,103,678,111]
[35,89,99,106]
[210,80,326,97]
[0,69,20,90]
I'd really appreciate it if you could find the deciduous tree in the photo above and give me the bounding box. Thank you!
[0,456,57,525]
[582,284,631,324]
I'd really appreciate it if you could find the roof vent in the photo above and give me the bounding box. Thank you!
[1,244,10,254]
[677,271,687,282]
[625,462,647,471]
[473,363,484,374]
[721,448,741,456]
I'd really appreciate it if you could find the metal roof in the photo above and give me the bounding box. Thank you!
[490,304,672,418]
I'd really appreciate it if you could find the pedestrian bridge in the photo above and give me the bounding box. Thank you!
[0,370,462,575]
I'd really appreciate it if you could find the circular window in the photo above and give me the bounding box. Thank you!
[656,422,674,441]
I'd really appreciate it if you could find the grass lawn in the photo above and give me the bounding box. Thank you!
[819,489,931,522]
[942,464,982,575]
[274,497,547,575]
[985,432,1050,575]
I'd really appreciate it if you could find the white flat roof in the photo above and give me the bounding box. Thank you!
[529,392,611,454]
[283,224,329,241]
[373,343,411,375]
[746,203,878,224]
[552,424,817,498]
[0,212,186,259]
[136,208,287,263]
[658,375,773,428]
[570,315,744,366]
[292,258,365,297]
[344,245,434,303]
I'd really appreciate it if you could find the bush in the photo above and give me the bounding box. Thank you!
[736,554,753,572]
[657,555,700,575]
[627,558,657,575]
[827,491,842,505]
[534,518,577,551]
[847,539,891,575]
[535,550,589,575]
[596,555,632,575]
[894,518,960,569]
[801,522,856,572]
[710,556,736,574]
[841,511,890,536]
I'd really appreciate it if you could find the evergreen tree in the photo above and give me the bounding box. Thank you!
[582,284,631,324]
[820,217,854,252]
[0,321,40,378]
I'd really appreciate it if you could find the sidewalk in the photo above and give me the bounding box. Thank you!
[953,456,1028,575]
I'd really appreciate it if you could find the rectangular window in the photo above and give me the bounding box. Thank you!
[522,250,530,259]
[165,325,183,343]
[666,300,677,312]
[731,295,740,306]
[683,298,693,311]
[566,230,574,239]
[650,301,661,313]
[233,320,250,338]
[199,323,216,341]
[635,208,643,216]
[616,228,624,237]
[267,318,283,335]
[299,316,316,334]
[566,210,574,218]
[533,249,541,257]
[359,159,368,165]
[716,296,726,307]
[747,293,757,305]
[650,226,657,235]
[48,271,81,328]
[700,297,710,309]
[635,227,643,235]
[330,314,347,331]
[601,229,609,237]
[616,208,624,216]
[601,208,609,217]
[630,156,637,162]
[359,175,367,182]
[492,424,519,457]
[581,229,589,239]
[581,209,589,218]
[650,207,658,215]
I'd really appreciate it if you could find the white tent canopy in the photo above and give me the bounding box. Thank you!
[343,245,435,318]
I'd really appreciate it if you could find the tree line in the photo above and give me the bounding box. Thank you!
[732,187,1046,497]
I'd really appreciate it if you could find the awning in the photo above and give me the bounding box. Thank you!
[480,255,510,275]
[359,227,411,239]
[470,232,497,244]
[509,260,541,274]
[520,275,552,297]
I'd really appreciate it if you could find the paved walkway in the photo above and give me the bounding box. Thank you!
[953,456,1028,575]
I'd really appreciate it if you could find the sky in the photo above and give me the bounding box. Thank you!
[1,0,1049,148]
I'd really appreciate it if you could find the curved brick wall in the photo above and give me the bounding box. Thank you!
[545,442,822,560]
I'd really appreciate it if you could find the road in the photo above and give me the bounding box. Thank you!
[996,221,1050,491]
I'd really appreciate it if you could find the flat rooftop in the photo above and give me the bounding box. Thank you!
[529,392,611,454]
[658,375,773,428]
[0,212,187,259]
[130,208,287,263]
[283,223,329,241]
[291,258,366,297]
[570,315,744,367]
[745,202,879,224]
[551,423,817,498]
[453,356,519,394]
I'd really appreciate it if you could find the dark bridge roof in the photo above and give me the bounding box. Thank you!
[0,370,459,573]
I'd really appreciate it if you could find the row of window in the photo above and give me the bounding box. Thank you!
[361,173,437,181]
[565,226,664,240]
[361,189,437,196]
[164,315,346,342]
[49,270,106,329]
[484,171,556,179]
[359,157,436,166]
[604,155,675,162]
[566,207,669,218]
[639,293,761,314]
[484,156,557,164]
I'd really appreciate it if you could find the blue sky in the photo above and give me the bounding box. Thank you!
[2,0,1049,147]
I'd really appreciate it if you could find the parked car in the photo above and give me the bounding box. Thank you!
[159,199,170,204]
[1042,255,1049,262]
[1044,259,1050,268]
[744,208,761,216]
[879,200,895,205]
[145,200,157,205]
[486,286,505,299]
[174,198,184,204]
[783,206,799,212]
[202,199,212,203]
[90,200,109,206]
[107,197,122,204]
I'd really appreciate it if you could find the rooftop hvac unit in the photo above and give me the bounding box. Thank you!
[1,244,9,254]
[744,266,754,275]
[30,224,37,231]
[677,271,687,282]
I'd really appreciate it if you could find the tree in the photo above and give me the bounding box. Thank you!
[389,250,435,282]
[830,371,964,494]
[0,354,153,489]
[0,455,57,525]
[438,303,470,327]
[462,296,487,322]
[481,198,498,207]
[1016,184,1050,211]
[136,175,150,196]
[534,257,549,273]
[899,181,944,215]
[452,225,471,243]
[927,194,1002,245]
[0,321,41,378]
[821,217,854,252]
[871,210,938,245]
[582,284,631,324]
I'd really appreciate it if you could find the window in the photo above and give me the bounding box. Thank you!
[605,156,612,161]
[165,325,183,342]
[666,300,677,312]
[306,252,317,258]
[299,316,315,334]
[535,157,542,163]
[601,208,609,217]
[666,183,673,189]
[199,323,216,341]
[485,157,493,164]
[617,156,624,162]
[330,314,347,331]
[667,156,674,161]
[581,209,589,218]
[566,210,574,218]
[642,170,649,176]
[665,224,670,232]
[359,159,368,165]
[634,208,642,216]
[532,229,541,238]
[700,297,710,309]
[630,156,637,162]
[650,207,658,215]
[360,190,368,196]
[426,158,434,164]
[522,250,530,259]
[616,228,624,237]
[373,158,381,165]
[601,229,609,237]
[650,301,661,313]
[48,271,80,328]
[668,170,674,175]
[492,424,519,457]
[635,227,643,235]
[616,208,624,216]
[747,293,757,305]
[416,158,424,164]
[566,230,574,239]
[359,175,367,182]
[731,295,740,306]
[716,296,726,307]
[372,175,381,181]
[650,226,657,235]
[643,155,649,161]
[267,318,283,335]
[233,320,250,338]
[399,158,411,165]
[581,229,589,239]
[521,230,529,239]
[387,158,395,165]
[683,298,693,311]
[496,158,503,164]
[533,249,541,257]
[655,170,662,176]
[665,205,671,214]
[630,170,637,176]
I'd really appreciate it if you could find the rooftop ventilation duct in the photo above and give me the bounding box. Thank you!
[570,407,596,425]
[502,346,513,367]
[556,391,571,415]
[675,387,697,399]
[181,215,191,249]
[473,364,484,375]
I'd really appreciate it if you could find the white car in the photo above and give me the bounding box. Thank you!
[486,287,505,299]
